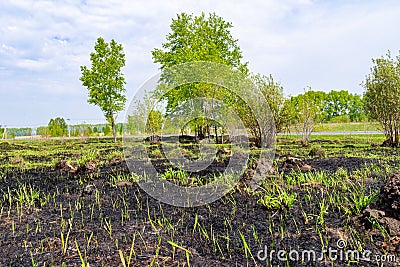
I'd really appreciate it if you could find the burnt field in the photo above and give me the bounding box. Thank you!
[0,135,399,266]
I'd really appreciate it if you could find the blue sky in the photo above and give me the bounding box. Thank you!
[1,0,400,127]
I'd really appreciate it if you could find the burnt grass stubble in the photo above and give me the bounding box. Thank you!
[0,138,399,266]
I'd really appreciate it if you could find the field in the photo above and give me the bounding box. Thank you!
[286,122,382,133]
[313,122,382,132]
[0,134,399,266]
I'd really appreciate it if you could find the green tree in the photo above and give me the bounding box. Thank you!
[324,90,365,122]
[325,90,351,121]
[104,125,112,136]
[152,12,249,142]
[36,126,48,137]
[145,110,164,135]
[362,51,400,146]
[152,12,248,76]
[290,89,327,143]
[73,128,80,137]
[251,74,293,136]
[118,123,124,135]
[80,37,127,142]
[48,117,67,137]
[127,92,159,135]
[348,94,365,122]
[83,125,93,136]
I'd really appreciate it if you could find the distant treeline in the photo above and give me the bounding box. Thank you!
[0,89,368,138]
[0,122,124,138]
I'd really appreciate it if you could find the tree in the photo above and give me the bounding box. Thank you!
[152,12,249,142]
[324,90,365,122]
[104,125,112,136]
[152,12,248,76]
[251,74,293,136]
[36,126,49,137]
[290,89,326,143]
[126,92,160,135]
[348,94,365,122]
[80,37,127,142]
[362,51,400,147]
[145,110,164,135]
[48,117,67,137]
[83,125,93,136]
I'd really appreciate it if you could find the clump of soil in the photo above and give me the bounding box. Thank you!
[109,155,122,166]
[0,141,11,150]
[216,147,231,158]
[378,172,400,218]
[280,155,313,172]
[358,172,400,240]
[145,134,161,144]
[82,160,98,173]
[10,157,24,165]
[347,172,400,257]
[115,181,133,187]
[309,146,325,158]
[55,160,77,173]
[381,138,394,147]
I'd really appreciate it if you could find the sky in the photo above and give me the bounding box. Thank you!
[1,0,400,127]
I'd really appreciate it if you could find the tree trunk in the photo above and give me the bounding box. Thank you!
[214,125,218,144]
[111,117,117,142]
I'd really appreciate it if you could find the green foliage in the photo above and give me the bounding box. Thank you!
[152,12,248,75]
[80,37,127,142]
[48,117,67,137]
[288,89,366,141]
[324,90,365,122]
[257,188,296,210]
[126,92,159,135]
[72,123,93,137]
[290,88,327,142]
[152,13,249,142]
[104,125,112,136]
[0,128,32,137]
[251,73,293,136]
[77,150,100,167]
[161,168,189,185]
[36,126,48,137]
[345,189,379,215]
[145,110,163,135]
[362,50,400,146]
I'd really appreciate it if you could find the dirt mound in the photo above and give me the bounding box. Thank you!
[304,157,379,173]
[379,172,400,218]
[360,172,400,238]
[109,156,122,166]
[145,134,161,144]
[280,155,312,172]
[0,141,11,150]
[309,146,325,158]
[216,147,231,158]
[10,157,23,165]
[82,160,98,173]
[55,160,77,173]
